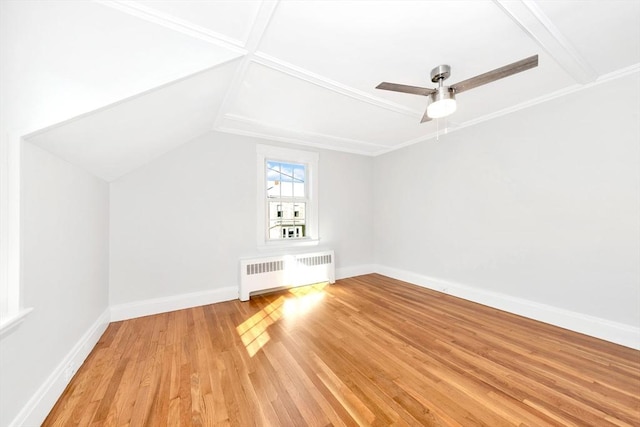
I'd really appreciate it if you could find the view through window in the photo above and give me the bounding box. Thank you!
[266,161,307,239]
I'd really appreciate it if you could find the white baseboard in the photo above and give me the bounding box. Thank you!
[110,286,238,321]
[336,264,375,280]
[110,264,376,322]
[374,265,640,350]
[10,309,111,427]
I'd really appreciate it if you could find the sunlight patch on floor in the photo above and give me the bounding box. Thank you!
[236,282,329,357]
[284,282,327,317]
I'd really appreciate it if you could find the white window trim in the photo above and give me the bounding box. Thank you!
[0,132,32,338]
[256,144,319,250]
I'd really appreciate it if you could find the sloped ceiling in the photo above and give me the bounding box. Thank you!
[9,0,639,181]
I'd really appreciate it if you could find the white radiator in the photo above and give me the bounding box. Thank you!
[239,250,335,301]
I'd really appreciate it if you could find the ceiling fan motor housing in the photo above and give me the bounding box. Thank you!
[430,64,451,83]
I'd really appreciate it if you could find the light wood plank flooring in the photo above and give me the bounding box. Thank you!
[45,274,640,426]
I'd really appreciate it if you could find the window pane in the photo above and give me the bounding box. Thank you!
[293,165,305,197]
[268,220,282,239]
[266,161,281,198]
[268,202,305,239]
[266,161,305,198]
[283,176,293,198]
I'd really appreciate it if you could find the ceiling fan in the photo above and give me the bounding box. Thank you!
[376,55,538,123]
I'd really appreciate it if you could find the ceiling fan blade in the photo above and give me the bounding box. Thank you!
[420,109,432,123]
[376,82,436,97]
[450,55,538,94]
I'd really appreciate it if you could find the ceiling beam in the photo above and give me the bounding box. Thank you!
[212,0,280,129]
[494,0,598,84]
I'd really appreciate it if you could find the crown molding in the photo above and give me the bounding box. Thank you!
[217,114,385,154]
[594,62,640,83]
[224,114,389,148]
[217,126,378,157]
[95,0,247,54]
[494,0,598,84]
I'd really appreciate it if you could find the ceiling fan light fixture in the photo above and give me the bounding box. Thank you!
[427,87,456,119]
[376,55,538,123]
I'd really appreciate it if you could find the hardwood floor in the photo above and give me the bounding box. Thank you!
[45,274,640,426]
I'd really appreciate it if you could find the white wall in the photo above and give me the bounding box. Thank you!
[318,148,374,274]
[374,72,640,330]
[0,142,110,426]
[109,131,373,307]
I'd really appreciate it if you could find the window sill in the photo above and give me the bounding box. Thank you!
[257,238,320,252]
[0,307,34,339]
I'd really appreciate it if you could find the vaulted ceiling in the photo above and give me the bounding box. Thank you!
[6,0,639,181]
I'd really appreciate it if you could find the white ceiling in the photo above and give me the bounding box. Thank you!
[9,0,639,181]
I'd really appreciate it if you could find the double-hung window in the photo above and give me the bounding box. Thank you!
[267,160,307,239]
[257,145,318,248]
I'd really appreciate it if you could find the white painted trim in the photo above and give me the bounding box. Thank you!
[217,125,377,157]
[221,114,388,150]
[494,0,597,83]
[0,133,11,317]
[374,265,640,350]
[110,287,238,322]
[244,0,280,51]
[256,144,320,249]
[8,309,111,427]
[0,307,33,338]
[257,238,320,252]
[106,264,371,323]
[212,1,279,129]
[336,264,375,280]
[95,0,247,53]
[594,62,640,83]
[0,132,23,327]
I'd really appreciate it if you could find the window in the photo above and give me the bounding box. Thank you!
[267,161,307,240]
[257,145,318,248]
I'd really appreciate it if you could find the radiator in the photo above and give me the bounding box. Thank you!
[239,250,335,301]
